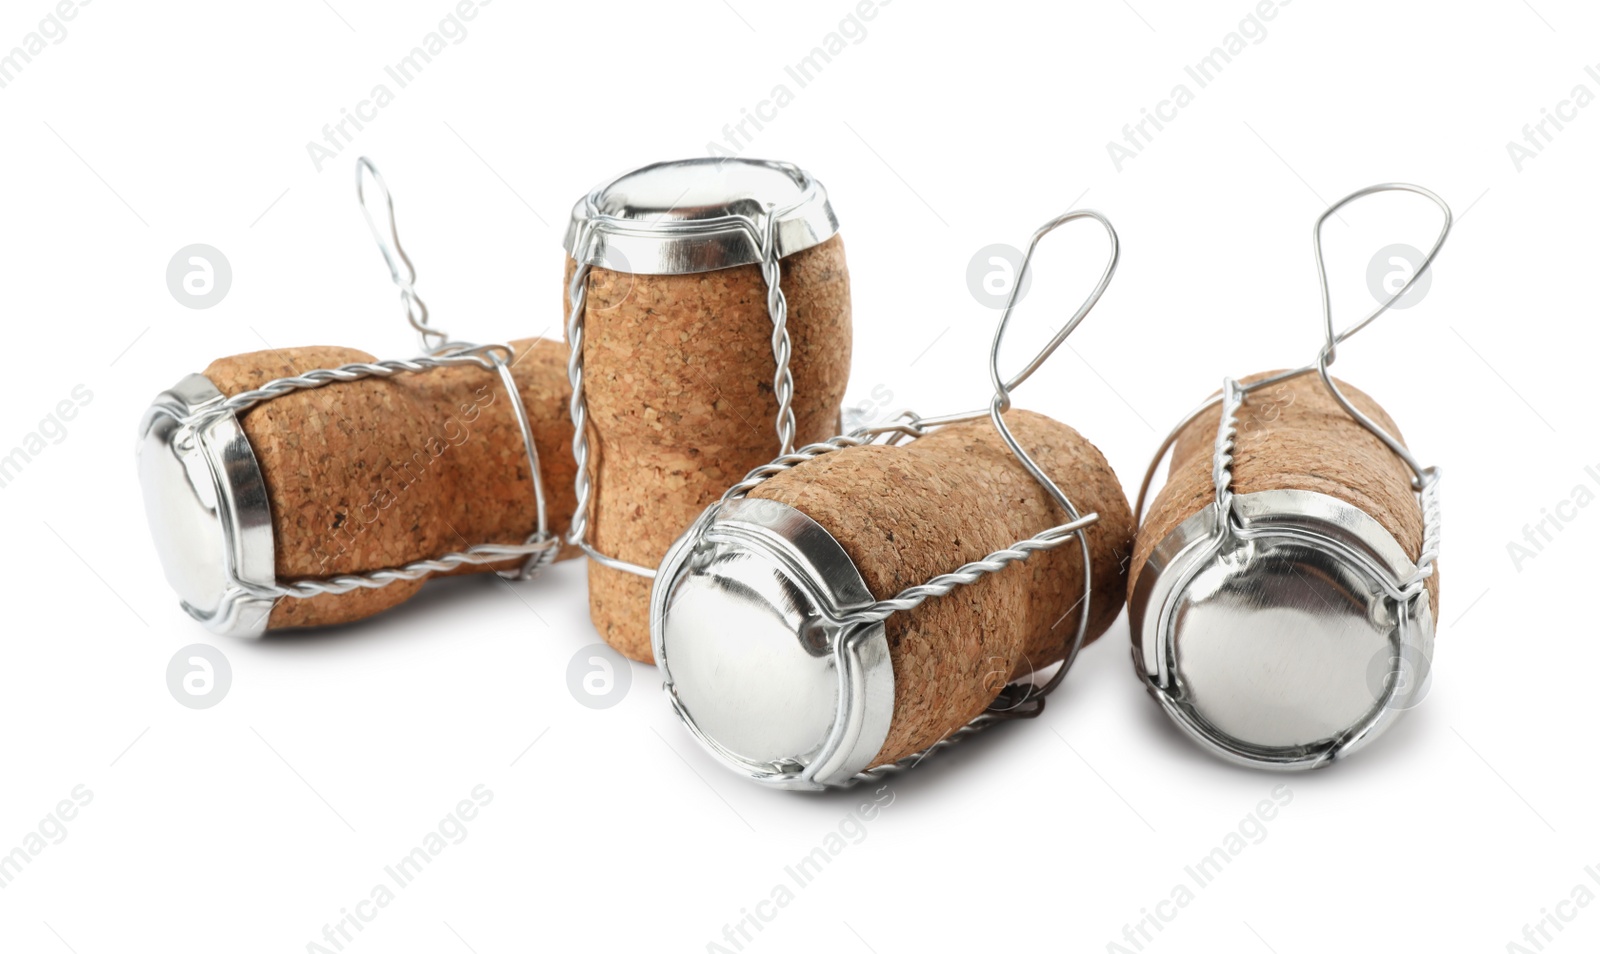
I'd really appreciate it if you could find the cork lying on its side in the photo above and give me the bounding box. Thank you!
[570,233,852,662]
[749,409,1135,768]
[203,337,578,630]
[1130,370,1437,610]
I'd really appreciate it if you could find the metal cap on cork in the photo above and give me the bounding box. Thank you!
[563,158,840,276]
[650,497,893,791]
[136,374,277,638]
[1129,489,1435,771]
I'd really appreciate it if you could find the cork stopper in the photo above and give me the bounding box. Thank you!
[167,336,578,631]
[653,409,1133,786]
[1131,370,1436,608]
[1128,369,1438,768]
[568,233,852,661]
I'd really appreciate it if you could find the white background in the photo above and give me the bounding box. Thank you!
[0,0,1593,951]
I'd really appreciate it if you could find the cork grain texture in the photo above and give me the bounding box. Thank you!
[749,410,1134,768]
[203,338,578,631]
[567,233,852,661]
[1131,370,1438,612]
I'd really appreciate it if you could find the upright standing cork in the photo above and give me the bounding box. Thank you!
[652,409,1134,786]
[1131,370,1436,608]
[564,158,853,662]
[137,337,578,636]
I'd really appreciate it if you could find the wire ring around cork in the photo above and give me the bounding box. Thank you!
[563,194,805,579]
[155,158,561,608]
[1133,182,1450,769]
[663,209,1118,787]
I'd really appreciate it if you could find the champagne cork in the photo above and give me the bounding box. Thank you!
[1128,370,1438,769]
[652,410,1134,788]
[1132,370,1435,605]
[563,158,852,662]
[136,337,577,637]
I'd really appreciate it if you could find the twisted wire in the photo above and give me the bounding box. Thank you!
[354,157,452,354]
[1416,473,1441,575]
[838,523,1090,626]
[218,348,507,418]
[564,262,595,547]
[720,434,877,502]
[1399,469,1442,599]
[1212,377,1243,515]
[271,540,559,599]
[758,214,797,456]
[839,719,998,786]
[200,342,553,599]
[561,205,802,571]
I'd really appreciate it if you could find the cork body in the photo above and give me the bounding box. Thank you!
[569,234,852,661]
[203,337,578,630]
[747,410,1134,768]
[1131,371,1437,610]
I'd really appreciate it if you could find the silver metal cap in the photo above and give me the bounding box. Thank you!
[563,158,839,275]
[1130,489,1434,770]
[136,374,277,638]
[650,497,893,791]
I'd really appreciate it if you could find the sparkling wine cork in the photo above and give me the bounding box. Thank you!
[563,159,852,662]
[652,409,1134,787]
[1131,371,1435,604]
[1129,369,1437,769]
[136,337,577,637]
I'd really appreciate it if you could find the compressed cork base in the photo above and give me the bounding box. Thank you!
[1130,370,1438,611]
[749,410,1134,768]
[568,234,852,662]
[203,337,578,631]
